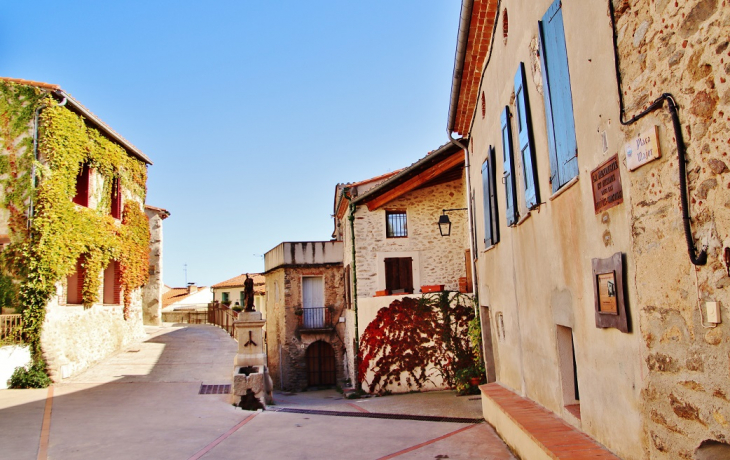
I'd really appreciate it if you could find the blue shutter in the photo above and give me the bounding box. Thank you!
[514,62,540,209]
[539,0,578,192]
[501,107,518,226]
[482,146,500,247]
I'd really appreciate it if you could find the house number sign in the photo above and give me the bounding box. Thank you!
[591,154,623,214]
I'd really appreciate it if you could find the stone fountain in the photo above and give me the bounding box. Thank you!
[231,310,273,409]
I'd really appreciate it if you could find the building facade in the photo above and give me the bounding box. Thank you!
[263,241,345,390]
[448,0,730,458]
[0,77,153,381]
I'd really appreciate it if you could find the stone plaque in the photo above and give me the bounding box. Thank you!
[625,125,661,171]
[591,154,623,214]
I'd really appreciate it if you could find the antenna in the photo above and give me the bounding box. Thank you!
[184,263,188,285]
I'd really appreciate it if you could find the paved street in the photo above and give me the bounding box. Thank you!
[0,324,515,460]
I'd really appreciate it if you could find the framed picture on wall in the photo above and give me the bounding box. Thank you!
[592,252,629,333]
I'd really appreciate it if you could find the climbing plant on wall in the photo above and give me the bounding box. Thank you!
[357,292,478,395]
[0,81,150,359]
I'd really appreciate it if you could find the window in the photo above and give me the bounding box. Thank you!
[73,163,90,207]
[66,256,86,305]
[386,211,407,238]
[240,290,245,307]
[384,257,413,293]
[514,62,540,209]
[110,177,122,219]
[500,107,518,226]
[481,147,500,247]
[221,292,229,303]
[539,0,578,193]
[103,261,121,305]
[344,265,352,309]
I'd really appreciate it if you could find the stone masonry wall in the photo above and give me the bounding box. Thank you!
[616,0,730,457]
[143,209,163,326]
[41,289,145,381]
[265,265,346,391]
[349,178,468,298]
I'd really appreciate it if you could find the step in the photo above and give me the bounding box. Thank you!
[480,383,620,460]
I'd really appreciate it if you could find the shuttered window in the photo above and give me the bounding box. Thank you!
[110,177,122,219]
[103,261,121,305]
[481,146,500,248]
[501,107,518,226]
[384,257,413,293]
[539,0,578,193]
[386,211,407,238]
[73,163,90,207]
[514,62,540,209]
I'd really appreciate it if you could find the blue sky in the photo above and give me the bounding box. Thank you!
[2,1,461,287]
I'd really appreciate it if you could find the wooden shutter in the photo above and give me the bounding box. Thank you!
[501,107,518,226]
[539,0,578,192]
[481,146,500,247]
[384,257,413,293]
[514,62,540,209]
[110,177,122,219]
[73,164,90,207]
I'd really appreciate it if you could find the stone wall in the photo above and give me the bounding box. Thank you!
[346,178,468,298]
[615,0,730,457]
[143,208,164,326]
[41,289,145,381]
[264,264,346,391]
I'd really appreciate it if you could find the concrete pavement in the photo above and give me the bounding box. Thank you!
[0,324,515,459]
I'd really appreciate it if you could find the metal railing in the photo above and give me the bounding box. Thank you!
[297,307,333,330]
[1,314,23,344]
[208,302,237,338]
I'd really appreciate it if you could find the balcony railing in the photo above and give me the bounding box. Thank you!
[1,314,23,344]
[297,307,334,331]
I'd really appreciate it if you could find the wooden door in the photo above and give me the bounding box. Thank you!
[306,341,336,386]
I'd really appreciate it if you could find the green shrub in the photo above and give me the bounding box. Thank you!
[7,361,52,389]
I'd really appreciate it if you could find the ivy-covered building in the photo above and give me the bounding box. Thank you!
[0,77,153,381]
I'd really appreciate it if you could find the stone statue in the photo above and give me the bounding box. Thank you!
[243,273,255,312]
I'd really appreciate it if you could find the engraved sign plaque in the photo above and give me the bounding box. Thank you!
[626,125,661,171]
[591,154,623,214]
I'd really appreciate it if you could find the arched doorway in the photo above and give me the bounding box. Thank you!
[305,341,335,386]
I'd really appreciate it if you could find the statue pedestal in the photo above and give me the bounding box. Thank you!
[231,311,273,408]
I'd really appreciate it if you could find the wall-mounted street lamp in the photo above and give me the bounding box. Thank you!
[438,208,468,237]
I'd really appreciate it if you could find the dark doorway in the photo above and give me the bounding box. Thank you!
[306,341,336,386]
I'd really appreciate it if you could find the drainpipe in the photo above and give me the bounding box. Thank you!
[29,93,67,230]
[608,1,706,266]
[347,196,361,391]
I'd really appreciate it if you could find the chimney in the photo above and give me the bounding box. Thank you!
[187,282,197,294]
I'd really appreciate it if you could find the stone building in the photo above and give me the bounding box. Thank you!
[263,241,345,390]
[0,77,153,381]
[447,0,730,458]
[333,141,474,392]
[211,273,265,312]
[143,205,170,326]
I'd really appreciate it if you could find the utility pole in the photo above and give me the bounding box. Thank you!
[184,263,188,286]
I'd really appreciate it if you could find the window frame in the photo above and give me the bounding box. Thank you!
[383,257,413,294]
[500,106,519,227]
[385,210,408,238]
[73,163,91,207]
[514,62,540,209]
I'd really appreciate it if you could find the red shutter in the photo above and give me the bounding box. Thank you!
[73,164,90,207]
[110,177,122,219]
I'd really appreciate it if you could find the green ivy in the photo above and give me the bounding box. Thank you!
[0,81,150,361]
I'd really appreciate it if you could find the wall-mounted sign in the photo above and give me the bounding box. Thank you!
[591,154,623,214]
[626,125,661,171]
[592,253,629,333]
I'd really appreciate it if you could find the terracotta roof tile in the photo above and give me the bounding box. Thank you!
[162,286,208,308]
[211,273,265,294]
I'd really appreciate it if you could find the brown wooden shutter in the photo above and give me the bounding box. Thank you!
[384,257,413,293]
[110,177,122,219]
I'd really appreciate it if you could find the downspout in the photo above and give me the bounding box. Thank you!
[347,196,361,391]
[609,1,706,266]
[29,93,67,230]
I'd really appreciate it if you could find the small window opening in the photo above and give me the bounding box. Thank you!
[110,177,122,219]
[386,211,407,238]
[73,164,90,207]
[502,9,509,44]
